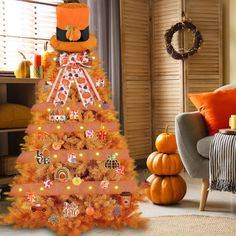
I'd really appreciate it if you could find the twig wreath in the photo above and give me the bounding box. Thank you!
[165,21,203,60]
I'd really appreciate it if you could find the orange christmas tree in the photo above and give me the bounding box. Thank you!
[0,2,146,235]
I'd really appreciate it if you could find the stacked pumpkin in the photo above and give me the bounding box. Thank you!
[146,126,187,205]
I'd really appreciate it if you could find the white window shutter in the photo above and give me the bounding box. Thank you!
[0,0,63,70]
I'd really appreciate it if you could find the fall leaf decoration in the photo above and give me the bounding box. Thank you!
[66,25,81,41]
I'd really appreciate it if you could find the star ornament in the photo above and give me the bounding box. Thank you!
[43,179,53,189]
[115,165,125,176]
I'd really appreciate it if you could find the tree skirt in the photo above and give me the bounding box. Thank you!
[0,215,236,236]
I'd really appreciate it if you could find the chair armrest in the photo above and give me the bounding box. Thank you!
[175,111,209,178]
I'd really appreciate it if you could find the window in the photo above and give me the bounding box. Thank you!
[0,0,63,71]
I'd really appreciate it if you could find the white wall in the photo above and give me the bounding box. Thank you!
[223,0,236,84]
[229,0,236,83]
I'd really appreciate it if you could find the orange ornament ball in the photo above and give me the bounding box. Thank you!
[155,125,177,153]
[86,207,95,216]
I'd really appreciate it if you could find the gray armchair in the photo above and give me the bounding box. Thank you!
[175,84,236,211]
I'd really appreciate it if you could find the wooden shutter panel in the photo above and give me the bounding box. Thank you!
[184,0,223,111]
[120,0,223,156]
[120,0,152,160]
[151,0,184,136]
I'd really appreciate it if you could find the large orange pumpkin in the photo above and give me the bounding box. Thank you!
[155,125,177,153]
[147,151,183,175]
[145,174,186,205]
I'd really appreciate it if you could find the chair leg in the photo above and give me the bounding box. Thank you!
[199,179,209,211]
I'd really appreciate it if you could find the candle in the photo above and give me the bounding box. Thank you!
[34,55,41,66]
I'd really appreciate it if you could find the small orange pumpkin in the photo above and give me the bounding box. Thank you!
[82,92,91,99]
[145,174,186,205]
[66,26,81,41]
[62,79,70,87]
[155,125,177,153]
[78,78,86,84]
[58,93,66,100]
[147,151,183,175]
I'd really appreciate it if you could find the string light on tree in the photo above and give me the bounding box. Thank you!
[40,187,45,192]
[114,185,119,190]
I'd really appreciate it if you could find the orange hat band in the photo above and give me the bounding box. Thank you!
[56,26,89,42]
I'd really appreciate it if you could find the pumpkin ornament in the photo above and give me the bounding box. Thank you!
[105,154,120,170]
[155,125,177,153]
[66,26,81,41]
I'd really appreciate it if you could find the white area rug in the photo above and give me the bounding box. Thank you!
[1,215,236,236]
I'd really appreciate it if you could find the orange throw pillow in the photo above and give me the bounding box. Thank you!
[188,88,236,135]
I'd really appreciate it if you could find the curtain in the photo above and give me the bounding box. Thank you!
[87,0,122,117]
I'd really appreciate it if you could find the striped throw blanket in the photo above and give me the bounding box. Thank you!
[209,133,236,193]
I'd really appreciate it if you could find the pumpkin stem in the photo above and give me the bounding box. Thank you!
[18,51,26,60]
[44,41,48,51]
[165,124,169,134]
